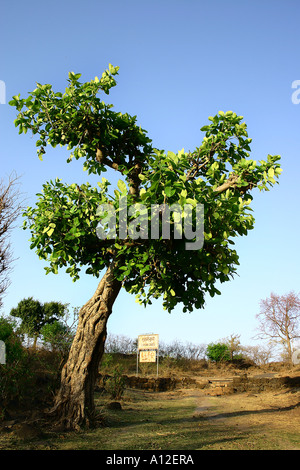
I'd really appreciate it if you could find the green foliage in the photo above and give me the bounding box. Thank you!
[100,353,114,371]
[10,66,282,313]
[105,366,126,400]
[9,64,151,170]
[206,342,231,362]
[0,317,31,410]
[10,297,69,345]
[40,320,74,355]
[0,316,23,363]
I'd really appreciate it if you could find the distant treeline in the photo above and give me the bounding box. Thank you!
[104,333,277,365]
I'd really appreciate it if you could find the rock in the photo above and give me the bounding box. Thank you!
[13,423,43,440]
[106,401,122,410]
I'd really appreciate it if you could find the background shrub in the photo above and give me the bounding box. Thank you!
[206,342,231,362]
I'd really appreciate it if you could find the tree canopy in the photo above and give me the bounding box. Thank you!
[10,297,69,347]
[9,65,282,314]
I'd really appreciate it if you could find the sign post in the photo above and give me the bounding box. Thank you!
[137,334,159,377]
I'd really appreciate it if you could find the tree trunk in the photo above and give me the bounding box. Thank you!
[51,261,122,430]
[286,334,293,365]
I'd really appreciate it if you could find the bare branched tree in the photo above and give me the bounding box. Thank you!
[255,291,300,364]
[0,174,22,309]
[242,344,275,365]
[222,333,242,360]
[104,333,136,354]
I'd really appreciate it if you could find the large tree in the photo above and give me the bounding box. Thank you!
[10,65,282,429]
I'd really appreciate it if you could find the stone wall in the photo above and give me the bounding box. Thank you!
[97,373,300,395]
[231,374,300,394]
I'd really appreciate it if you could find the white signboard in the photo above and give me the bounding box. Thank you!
[140,350,156,363]
[138,334,159,351]
[136,334,159,376]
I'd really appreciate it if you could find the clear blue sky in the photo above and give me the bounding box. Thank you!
[0,0,299,350]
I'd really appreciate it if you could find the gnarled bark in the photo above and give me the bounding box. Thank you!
[51,262,122,430]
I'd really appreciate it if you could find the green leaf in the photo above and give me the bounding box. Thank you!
[181,189,187,198]
[46,227,55,237]
[139,188,147,199]
[140,265,150,275]
[268,168,275,178]
[117,179,127,194]
[164,186,175,197]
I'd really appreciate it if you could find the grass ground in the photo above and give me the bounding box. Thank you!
[1,385,299,450]
[1,350,299,450]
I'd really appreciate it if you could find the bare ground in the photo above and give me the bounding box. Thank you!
[0,365,299,450]
[192,388,300,449]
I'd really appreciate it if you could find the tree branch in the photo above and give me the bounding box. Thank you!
[213,174,240,193]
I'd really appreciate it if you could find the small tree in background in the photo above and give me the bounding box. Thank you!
[223,333,242,360]
[242,344,275,365]
[41,306,78,357]
[41,321,74,355]
[183,341,207,360]
[256,291,300,364]
[0,175,22,310]
[0,316,23,364]
[104,333,136,354]
[206,342,231,362]
[0,316,28,408]
[105,365,125,400]
[10,297,69,349]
